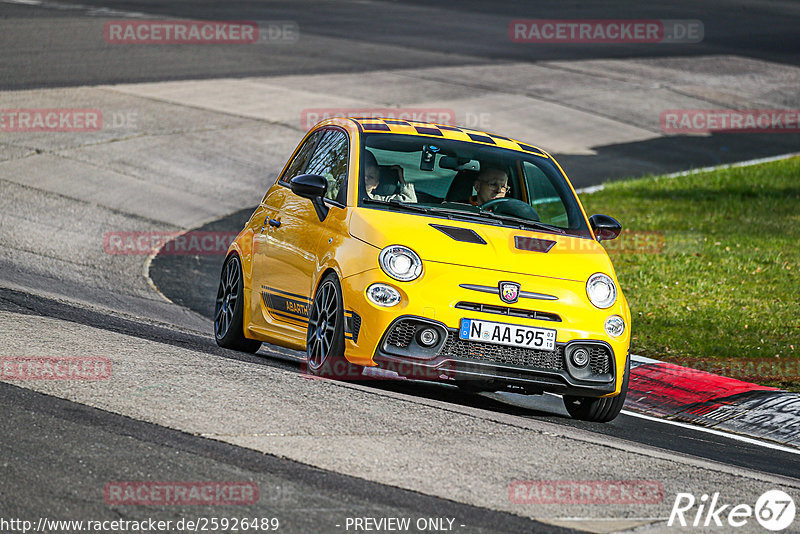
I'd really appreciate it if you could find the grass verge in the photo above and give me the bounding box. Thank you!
[580,156,800,391]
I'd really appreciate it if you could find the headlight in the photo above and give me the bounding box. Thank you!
[604,315,625,337]
[586,273,617,309]
[366,283,402,307]
[379,245,422,281]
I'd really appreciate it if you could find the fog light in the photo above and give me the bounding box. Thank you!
[604,315,625,337]
[366,284,401,307]
[571,347,590,368]
[418,328,439,347]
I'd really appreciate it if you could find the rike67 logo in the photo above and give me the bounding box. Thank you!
[669,490,796,531]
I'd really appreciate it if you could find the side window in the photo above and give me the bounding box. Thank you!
[280,131,321,184]
[305,129,349,204]
[523,162,569,226]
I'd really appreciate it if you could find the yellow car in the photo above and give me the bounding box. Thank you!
[215,117,631,422]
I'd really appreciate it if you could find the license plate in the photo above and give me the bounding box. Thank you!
[459,318,556,351]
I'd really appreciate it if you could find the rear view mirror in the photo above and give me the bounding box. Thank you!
[290,174,329,221]
[439,156,478,171]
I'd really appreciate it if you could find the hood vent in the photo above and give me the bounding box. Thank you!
[514,235,556,253]
[430,224,486,244]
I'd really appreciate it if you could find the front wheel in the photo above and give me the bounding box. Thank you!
[214,254,261,353]
[306,273,362,380]
[563,354,629,422]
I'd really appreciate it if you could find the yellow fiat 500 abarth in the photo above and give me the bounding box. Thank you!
[215,117,631,422]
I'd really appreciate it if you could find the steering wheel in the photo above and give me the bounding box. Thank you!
[480,198,540,221]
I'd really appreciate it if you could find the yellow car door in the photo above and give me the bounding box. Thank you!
[252,127,350,344]
[249,128,320,340]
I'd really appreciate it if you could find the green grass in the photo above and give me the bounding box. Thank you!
[580,157,800,391]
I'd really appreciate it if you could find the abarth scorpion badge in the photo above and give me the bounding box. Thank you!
[499,281,521,304]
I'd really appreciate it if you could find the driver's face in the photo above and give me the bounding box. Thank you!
[474,169,509,205]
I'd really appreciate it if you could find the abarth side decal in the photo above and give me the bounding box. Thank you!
[261,286,310,324]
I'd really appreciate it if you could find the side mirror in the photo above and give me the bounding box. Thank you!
[589,214,622,241]
[290,174,329,221]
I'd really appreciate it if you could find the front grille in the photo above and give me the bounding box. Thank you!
[589,345,611,374]
[384,320,612,378]
[455,302,561,322]
[386,321,416,348]
[440,333,564,370]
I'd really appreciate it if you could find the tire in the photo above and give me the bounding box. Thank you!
[214,254,261,353]
[563,353,630,423]
[306,273,362,380]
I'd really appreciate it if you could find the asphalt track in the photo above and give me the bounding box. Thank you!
[3,0,800,184]
[2,1,800,532]
[1,380,565,534]
[4,0,800,88]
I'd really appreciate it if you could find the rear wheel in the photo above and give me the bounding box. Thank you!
[563,354,629,422]
[214,255,261,353]
[306,273,362,380]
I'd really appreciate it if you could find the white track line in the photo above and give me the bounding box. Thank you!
[621,409,800,455]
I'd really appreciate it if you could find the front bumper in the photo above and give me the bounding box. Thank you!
[373,315,617,396]
[341,263,630,396]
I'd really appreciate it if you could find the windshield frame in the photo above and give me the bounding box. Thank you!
[357,133,591,238]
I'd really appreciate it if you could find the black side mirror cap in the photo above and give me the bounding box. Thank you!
[290,174,329,221]
[589,214,622,241]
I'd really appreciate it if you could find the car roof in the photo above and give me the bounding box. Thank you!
[342,117,550,158]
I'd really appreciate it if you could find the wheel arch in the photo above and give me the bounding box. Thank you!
[226,239,250,286]
[313,266,342,296]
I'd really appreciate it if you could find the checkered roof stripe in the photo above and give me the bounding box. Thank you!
[349,117,548,157]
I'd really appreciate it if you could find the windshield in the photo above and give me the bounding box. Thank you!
[358,133,590,237]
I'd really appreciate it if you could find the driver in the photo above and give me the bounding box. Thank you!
[471,166,509,206]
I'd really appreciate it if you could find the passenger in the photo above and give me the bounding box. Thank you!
[471,166,509,206]
[364,151,417,203]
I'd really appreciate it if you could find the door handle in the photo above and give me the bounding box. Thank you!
[268,218,282,228]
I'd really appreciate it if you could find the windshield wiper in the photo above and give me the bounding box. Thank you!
[416,206,563,234]
[423,206,497,224]
[471,210,566,234]
[361,198,566,234]
[360,197,431,213]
